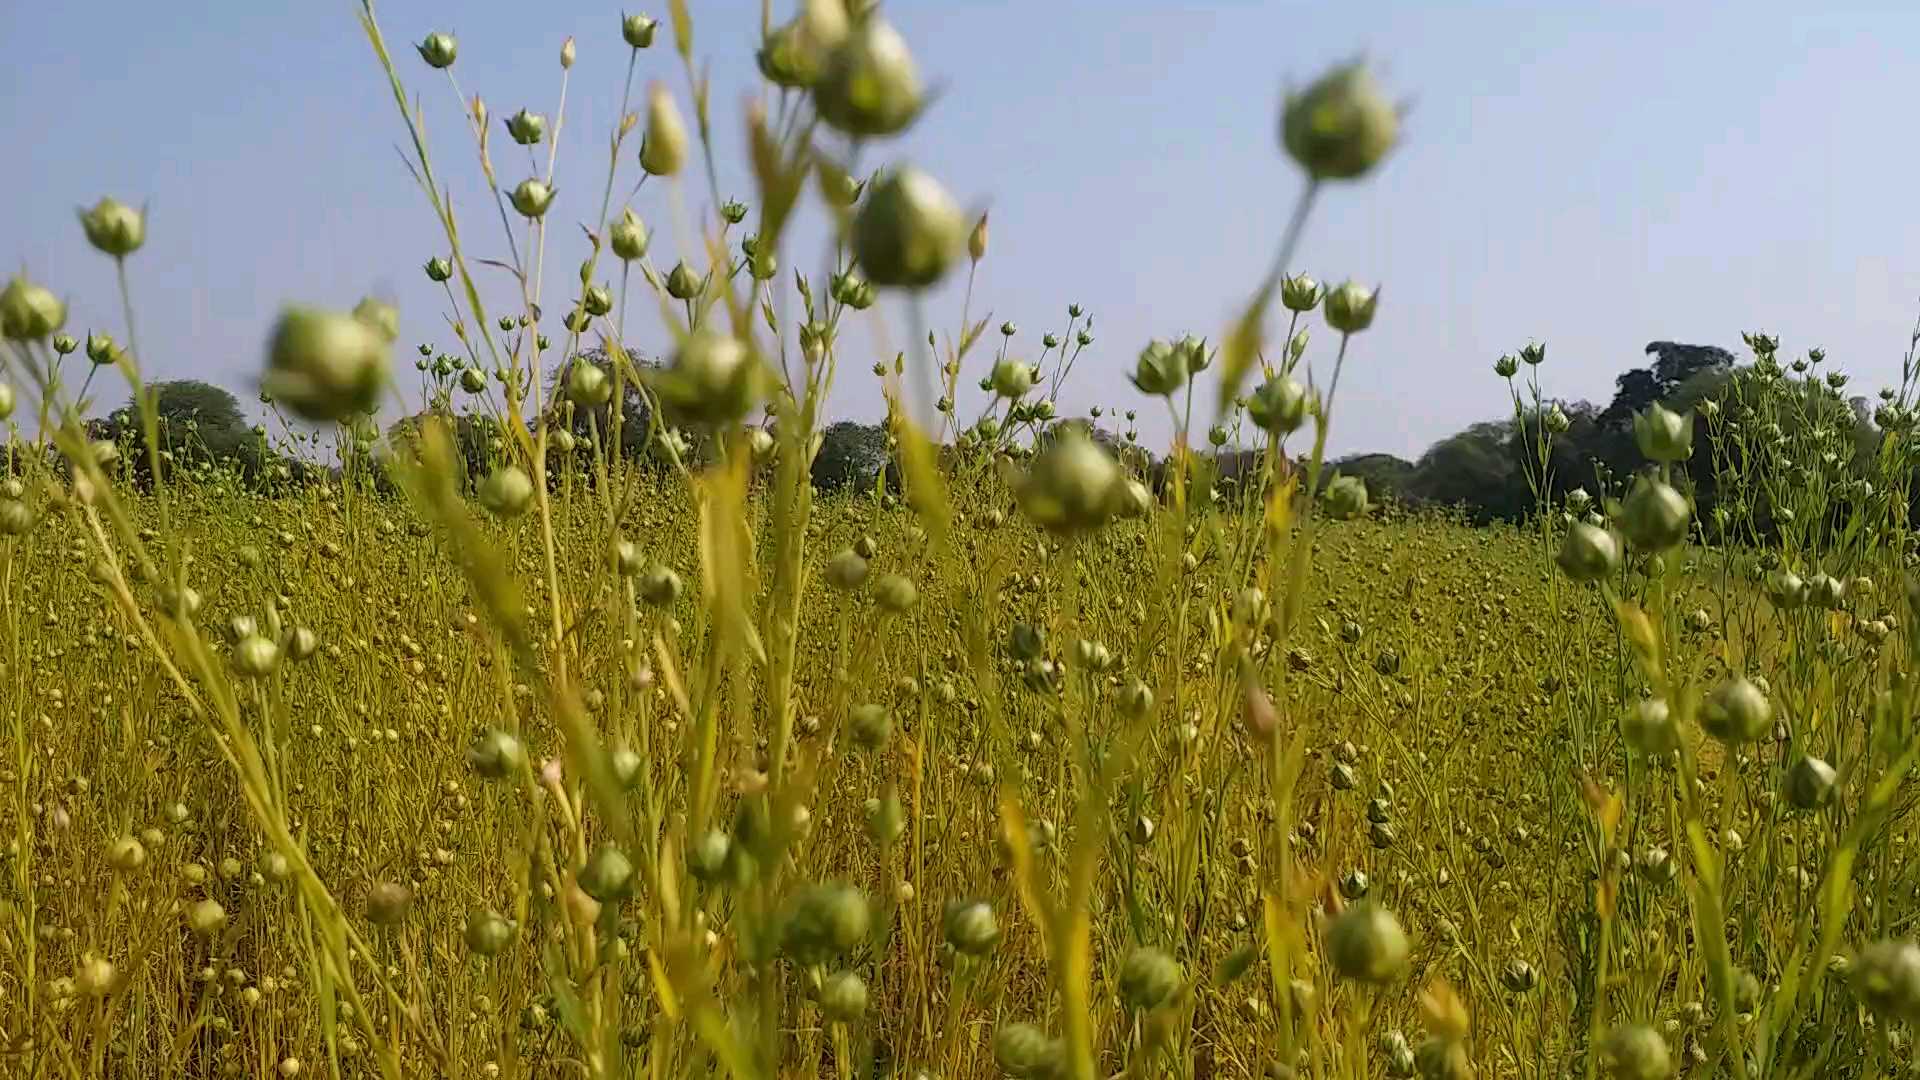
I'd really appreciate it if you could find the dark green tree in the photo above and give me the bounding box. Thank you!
[812,421,890,493]
[547,346,661,461]
[94,380,274,482]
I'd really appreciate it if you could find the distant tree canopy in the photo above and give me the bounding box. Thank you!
[812,421,890,493]
[1379,339,1884,534]
[385,408,506,483]
[83,337,1894,536]
[1595,342,1736,429]
[547,346,659,460]
[92,380,272,480]
[1330,452,1417,504]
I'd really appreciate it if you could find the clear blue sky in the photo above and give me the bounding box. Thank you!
[5,1,1918,460]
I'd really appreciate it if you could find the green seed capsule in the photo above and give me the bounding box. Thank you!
[106,835,147,873]
[609,209,649,261]
[1633,403,1692,463]
[1248,375,1309,435]
[262,307,389,423]
[1280,272,1323,313]
[1784,755,1836,810]
[1853,939,1920,1022]
[992,1022,1063,1080]
[991,358,1035,398]
[1322,281,1378,334]
[1596,1024,1673,1080]
[820,970,868,1022]
[622,13,658,48]
[849,703,891,750]
[509,179,556,219]
[464,911,515,957]
[1500,959,1538,994]
[478,467,535,518]
[1018,429,1124,534]
[233,635,281,678]
[873,574,918,613]
[1620,698,1678,755]
[1556,523,1621,583]
[1618,477,1690,551]
[813,16,923,137]
[0,499,37,537]
[568,360,613,408]
[0,275,66,341]
[825,549,869,591]
[640,84,687,177]
[1129,339,1187,397]
[608,747,643,790]
[79,197,146,257]
[505,108,548,146]
[1117,946,1182,1010]
[1322,474,1370,520]
[852,168,965,289]
[650,330,765,426]
[580,845,636,902]
[468,729,526,780]
[688,828,732,882]
[416,32,458,68]
[943,899,1000,956]
[186,898,227,937]
[638,564,683,606]
[1701,676,1771,744]
[781,882,870,963]
[1281,63,1399,181]
[1325,903,1408,985]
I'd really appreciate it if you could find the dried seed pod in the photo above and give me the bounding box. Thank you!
[186,898,227,937]
[365,882,413,926]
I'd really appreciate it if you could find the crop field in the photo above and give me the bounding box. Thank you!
[6,2,1920,1080]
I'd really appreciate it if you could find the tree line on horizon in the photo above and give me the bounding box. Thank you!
[50,338,1897,534]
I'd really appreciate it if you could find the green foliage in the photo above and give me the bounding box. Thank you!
[812,419,890,493]
[92,378,278,483]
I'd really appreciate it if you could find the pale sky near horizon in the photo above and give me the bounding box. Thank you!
[5,1,1919,461]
